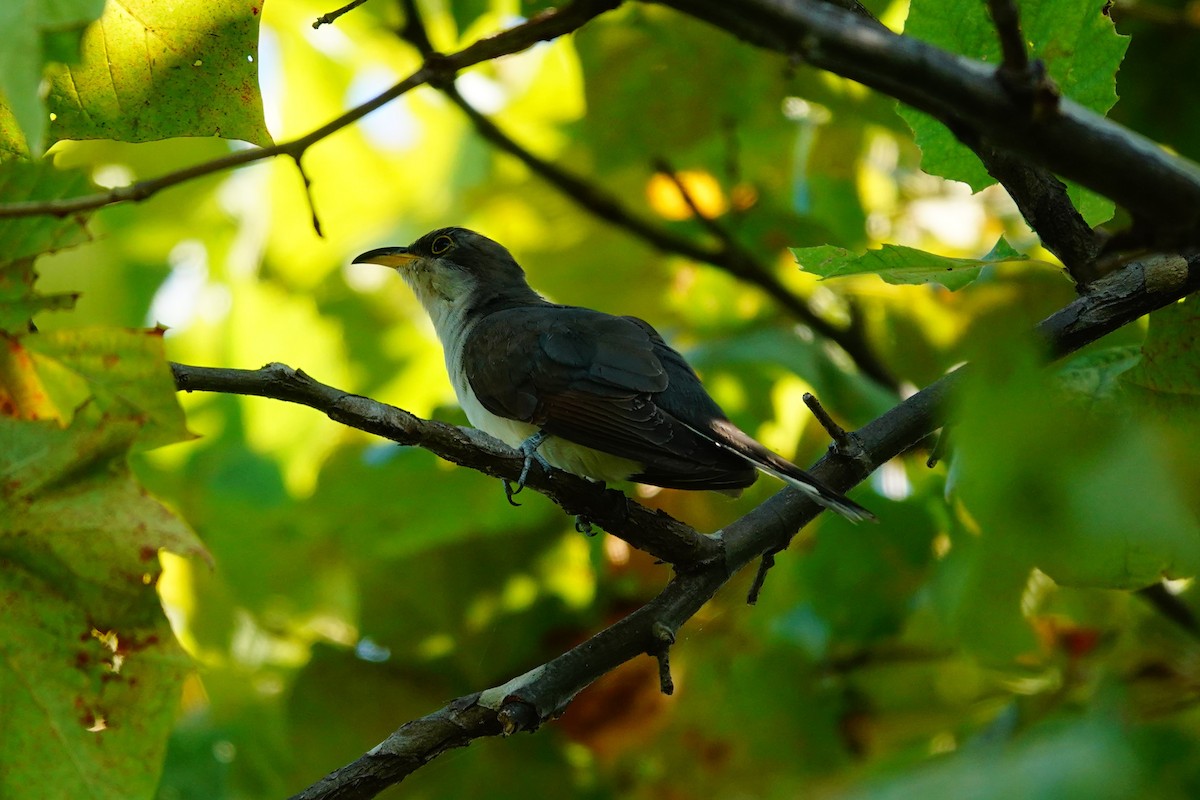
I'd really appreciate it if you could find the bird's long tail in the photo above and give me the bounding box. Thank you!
[701,420,877,523]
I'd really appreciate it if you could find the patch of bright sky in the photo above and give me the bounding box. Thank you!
[456,71,508,114]
[908,182,988,250]
[258,26,284,138]
[146,240,230,332]
[875,460,912,501]
[92,163,134,189]
[303,16,355,57]
[218,162,272,279]
[348,69,422,151]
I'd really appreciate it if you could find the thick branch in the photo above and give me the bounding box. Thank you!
[975,144,1103,280]
[170,362,717,567]
[0,0,620,219]
[236,249,1200,800]
[654,0,1200,238]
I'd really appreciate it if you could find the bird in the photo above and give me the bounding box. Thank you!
[353,227,874,523]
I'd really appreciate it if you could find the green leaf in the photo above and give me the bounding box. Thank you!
[1056,346,1140,402]
[0,161,97,332]
[952,340,1200,592]
[1123,296,1200,397]
[0,413,207,799]
[22,327,194,450]
[0,415,208,593]
[792,238,1031,291]
[44,0,272,147]
[0,567,192,800]
[575,9,788,172]
[0,160,95,264]
[0,257,79,334]
[0,0,105,154]
[899,0,1128,224]
[845,714,1139,799]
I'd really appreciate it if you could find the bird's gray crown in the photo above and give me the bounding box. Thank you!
[412,228,522,277]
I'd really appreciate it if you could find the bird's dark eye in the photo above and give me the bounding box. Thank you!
[430,235,454,255]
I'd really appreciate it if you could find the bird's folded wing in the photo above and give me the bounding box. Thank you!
[464,307,754,486]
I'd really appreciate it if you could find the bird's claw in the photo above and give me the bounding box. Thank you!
[575,516,596,536]
[504,431,551,506]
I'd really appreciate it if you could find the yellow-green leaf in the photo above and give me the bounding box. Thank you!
[45,0,272,147]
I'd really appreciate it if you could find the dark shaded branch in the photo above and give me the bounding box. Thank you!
[813,0,1104,276]
[432,82,899,390]
[252,249,1200,799]
[389,2,896,388]
[802,391,851,448]
[975,145,1104,281]
[987,0,1030,76]
[1137,583,1200,635]
[0,0,620,219]
[653,0,1200,238]
[170,362,717,567]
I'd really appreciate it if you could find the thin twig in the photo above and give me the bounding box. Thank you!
[313,0,370,29]
[802,391,851,448]
[651,157,737,246]
[746,551,776,605]
[433,82,900,390]
[292,154,324,237]
[986,0,1029,76]
[399,0,435,56]
[658,0,1200,237]
[0,0,620,219]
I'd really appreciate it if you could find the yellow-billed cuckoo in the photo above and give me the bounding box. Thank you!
[353,227,874,522]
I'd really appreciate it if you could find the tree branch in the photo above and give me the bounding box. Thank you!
[653,0,1200,239]
[987,0,1030,77]
[280,249,1200,800]
[170,362,717,567]
[313,0,370,29]
[387,0,896,389]
[425,76,901,390]
[0,0,621,219]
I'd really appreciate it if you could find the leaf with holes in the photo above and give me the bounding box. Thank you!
[0,413,207,800]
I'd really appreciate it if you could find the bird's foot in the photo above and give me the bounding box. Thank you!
[574,516,597,536]
[504,431,551,506]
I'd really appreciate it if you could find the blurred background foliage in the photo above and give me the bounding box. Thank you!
[4,0,1200,797]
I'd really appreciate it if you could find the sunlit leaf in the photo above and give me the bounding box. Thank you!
[0,567,191,800]
[45,0,271,146]
[793,238,1030,291]
[22,327,193,449]
[0,160,95,262]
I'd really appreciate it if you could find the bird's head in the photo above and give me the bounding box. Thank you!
[353,227,537,315]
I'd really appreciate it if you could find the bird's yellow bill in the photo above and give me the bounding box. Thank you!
[352,247,417,268]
